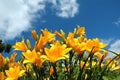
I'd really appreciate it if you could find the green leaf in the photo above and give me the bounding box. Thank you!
[103,76,109,80]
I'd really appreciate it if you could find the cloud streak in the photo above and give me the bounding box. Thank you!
[108,39,120,58]
[0,0,79,40]
[114,17,120,27]
[51,0,79,18]
[0,0,46,40]
[100,38,120,58]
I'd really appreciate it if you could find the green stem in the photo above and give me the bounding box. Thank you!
[33,64,44,80]
[64,60,69,79]
[52,62,58,80]
[69,50,74,80]
[99,56,117,80]
[77,47,94,80]
[33,64,39,80]
[89,52,94,79]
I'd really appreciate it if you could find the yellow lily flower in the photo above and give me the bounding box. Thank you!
[12,37,28,51]
[106,58,116,69]
[8,52,23,69]
[91,61,104,68]
[0,72,5,80]
[8,52,20,68]
[36,29,55,50]
[41,41,72,63]
[41,29,56,43]
[23,49,44,67]
[35,52,45,67]
[66,32,75,47]
[9,62,22,70]
[0,54,4,67]
[4,57,9,66]
[36,35,47,50]
[66,33,86,56]
[75,25,85,36]
[112,65,120,71]
[85,38,107,53]
[94,50,108,61]
[80,61,89,69]
[23,49,38,63]
[41,28,55,39]
[5,66,25,80]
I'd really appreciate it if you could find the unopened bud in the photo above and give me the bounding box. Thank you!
[32,30,38,40]
[26,39,31,49]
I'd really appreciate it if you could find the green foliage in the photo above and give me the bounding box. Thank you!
[103,71,120,80]
[0,40,12,53]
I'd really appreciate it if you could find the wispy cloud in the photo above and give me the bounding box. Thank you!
[109,40,120,52]
[100,38,113,44]
[100,38,120,58]
[108,39,120,57]
[114,18,120,27]
[0,0,79,40]
[51,0,79,18]
[0,0,46,40]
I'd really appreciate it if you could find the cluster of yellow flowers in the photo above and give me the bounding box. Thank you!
[0,25,120,80]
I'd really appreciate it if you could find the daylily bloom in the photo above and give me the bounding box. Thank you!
[25,64,32,73]
[36,35,47,50]
[75,25,85,36]
[94,50,108,61]
[8,52,23,69]
[41,29,55,39]
[23,49,37,63]
[4,57,9,66]
[0,54,4,67]
[12,37,28,51]
[41,29,56,43]
[36,29,55,50]
[8,52,18,68]
[41,41,72,63]
[66,33,86,56]
[106,58,116,69]
[9,62,23,70]
[66,32,75,47]
[23,49,44,67]
[91,61,104,68]
[0,72,5,80]
[80,61,89,69]
[5,66,25,80]
[85,38,107,53]
[112,65,120,71]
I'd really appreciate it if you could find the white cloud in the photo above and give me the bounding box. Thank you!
[100,38,113,44]
[0,0,79,40]
[114,18,120,27]
[0,0,46,40]
[107,39,120,58]
[51,0,79,18]
[100,38,120,58]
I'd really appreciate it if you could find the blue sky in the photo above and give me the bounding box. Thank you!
[1,0,120,58]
